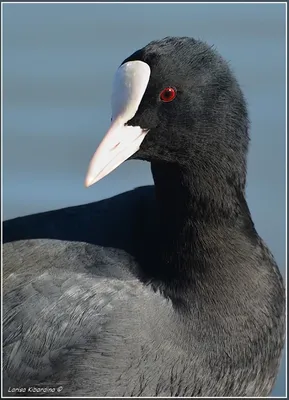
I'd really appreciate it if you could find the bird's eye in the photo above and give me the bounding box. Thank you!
[159,87,177,102]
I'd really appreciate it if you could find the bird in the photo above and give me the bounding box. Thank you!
[3,36,285,397]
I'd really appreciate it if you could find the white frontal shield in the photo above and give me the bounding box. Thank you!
[85,61,151,187]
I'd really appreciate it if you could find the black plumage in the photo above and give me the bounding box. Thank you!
[3,37,285,397]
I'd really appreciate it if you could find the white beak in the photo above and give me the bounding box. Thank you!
[85,60,151,187]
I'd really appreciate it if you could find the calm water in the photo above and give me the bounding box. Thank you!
[3,3,286,396]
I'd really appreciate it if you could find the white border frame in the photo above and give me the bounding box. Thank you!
[1,2,287,399]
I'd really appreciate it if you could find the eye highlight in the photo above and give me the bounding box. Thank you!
[159,87,177,103]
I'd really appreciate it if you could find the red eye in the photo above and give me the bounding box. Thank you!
[160,87,177,102]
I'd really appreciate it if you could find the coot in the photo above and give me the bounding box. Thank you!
[3,37,285,397]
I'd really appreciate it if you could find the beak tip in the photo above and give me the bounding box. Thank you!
[84,175,94,188]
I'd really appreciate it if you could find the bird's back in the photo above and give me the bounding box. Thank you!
[3,187,285,396]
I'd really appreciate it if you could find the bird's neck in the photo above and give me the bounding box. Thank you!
[148,161,256,306]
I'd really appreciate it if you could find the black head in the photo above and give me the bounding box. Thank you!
[86,37,249,193]
[123,37,249,191]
